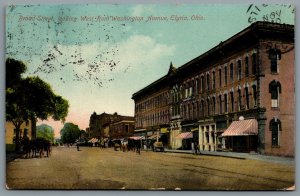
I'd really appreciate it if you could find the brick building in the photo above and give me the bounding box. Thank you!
[132,71,171,145]
[88,112,134,139]
[132,22,294,156]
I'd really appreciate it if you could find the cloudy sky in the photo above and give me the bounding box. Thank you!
[6,4,294,137]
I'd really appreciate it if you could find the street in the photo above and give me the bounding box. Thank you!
[6,146,295,190]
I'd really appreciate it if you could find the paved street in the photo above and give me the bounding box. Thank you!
[6,146,295,190]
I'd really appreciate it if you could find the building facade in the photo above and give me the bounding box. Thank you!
[88,112,135,139]
[6,121,32,145]
[132,71,171,146]
[132,22,294,157]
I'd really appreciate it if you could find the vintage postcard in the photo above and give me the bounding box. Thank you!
[5,4,295,190]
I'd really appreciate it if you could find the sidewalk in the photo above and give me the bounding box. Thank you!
[6,152,24,163]
[163,149,294,165]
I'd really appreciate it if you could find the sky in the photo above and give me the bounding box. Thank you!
[5,4,294,137]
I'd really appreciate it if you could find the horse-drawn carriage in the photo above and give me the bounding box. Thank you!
[22,137,52,158]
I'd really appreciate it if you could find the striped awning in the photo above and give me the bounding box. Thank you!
[129,136,145,140]
[88,138,99,143]
[221,119,258,137]
[176,132,193,139]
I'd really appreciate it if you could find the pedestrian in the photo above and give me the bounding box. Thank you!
[194,142,198,155]
[76,143,80,151]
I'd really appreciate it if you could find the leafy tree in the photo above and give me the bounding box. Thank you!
[5,58,69,152]
[36,124,55,142]
[60,123,81,144]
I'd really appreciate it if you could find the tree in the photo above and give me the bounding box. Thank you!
[60,123,81,144]
[36,124,55,143]
[5,58,69,152]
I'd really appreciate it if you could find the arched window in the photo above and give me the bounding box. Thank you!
[212,97,216,115]
[212,71,216,89]
[269,118,282,146]
[207,98,210,116]
[230,63,234,81]
[245,56,249,77]
[219,95,222,114]
[252,53,257,75]
[206,73,210,90]
[201,100,205,117]
[245,87,250,109]
[269,49,281,74]
[237,60,242,80]
[230,91,234,112]
[269,80,281,108]
[238,89,242,111]
[224,93,228,113]
[201,76,204,92]
[219,68,222,87]
[224,66,228,85]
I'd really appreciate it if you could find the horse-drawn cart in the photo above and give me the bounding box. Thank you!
[153,142,164,152]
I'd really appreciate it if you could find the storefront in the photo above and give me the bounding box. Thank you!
[176,132,193,150]
[198,119,217,151]
[221,119,258,152]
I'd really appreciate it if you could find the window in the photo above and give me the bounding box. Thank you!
[206,74,210,90]
[230,91,234,112]
[23,129,28,138]
[245,87,250,109]
[269,80,281,108]
[253,85,257,107]
[237,60,242,80]
[269,49,281,73]
[212,71,216,89]
[185,87,188,98]
[201,76,204,92]
[207,99,210,116]
[245,56,249,77]
[224,66,228,85]
[238,89,242,111]
[270,119,281,146]
[252,53,257,74]
[212,97,216,115]
[201,100,205,116]
[219,95,222,114]
[224,94,228,113]
[195,79,198,95]
[219,69,222,87]
[230,63,234,81]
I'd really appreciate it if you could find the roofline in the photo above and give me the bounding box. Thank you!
[131,21,294,100]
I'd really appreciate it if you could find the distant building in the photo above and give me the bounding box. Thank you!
[88,112,134,139]
[110,118,135,139]
[132,22,294,157]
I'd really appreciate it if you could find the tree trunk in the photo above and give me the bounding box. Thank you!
[31,117,37,140]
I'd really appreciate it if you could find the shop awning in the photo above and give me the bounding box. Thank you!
[191,128,198,132]
[176,132,193,139]
[129,136,145,140]
[221,119,258,137]
[88,138,99,143]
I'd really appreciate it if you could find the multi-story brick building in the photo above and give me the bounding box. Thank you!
[132,71,171,145]
[132,22,294,156]
[88,112,135,139]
